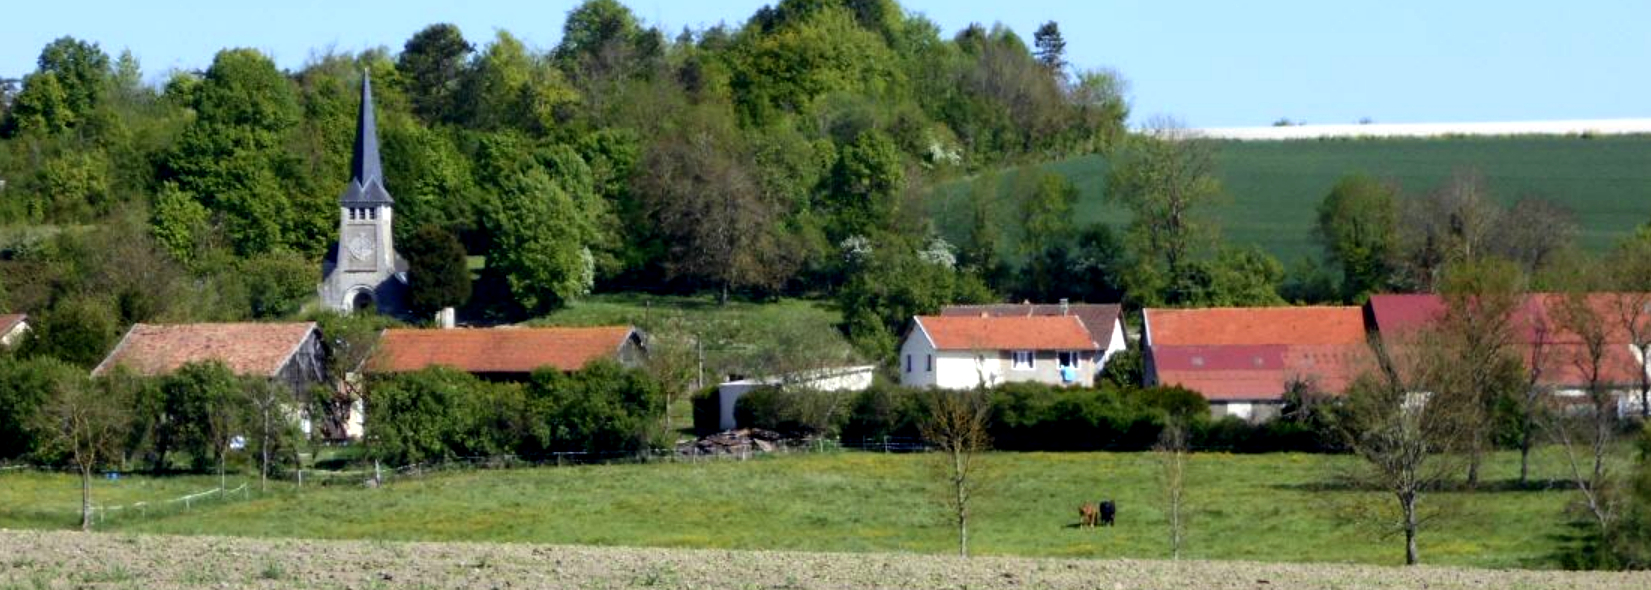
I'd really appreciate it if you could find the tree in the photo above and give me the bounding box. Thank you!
[1336,330,1470,565]
[459,31,578,134]
[162,361,243,487]
[1155,418,1190,560]
[1608,226,1651,420]
[826,129,905,240]
[484,167,597,313]
[240,251,315,319]
[1031,21,1067,73]
[1548,283,1629,548]
[35,37,112,119]
[1395,171,1501,292]
[634,106,799,303]
[1106,119,1223,306]
[242,379,295,492]
[313,311,384,441]
[397,24,474,124]
[1018,170,1078,256]
[36,368,131,530]
[161,48,304,256]
[402,225,472,317]
[1434,258,1526,487]
[1316,174,1399,301]
[920,387,992,557]
[23,298,118,369]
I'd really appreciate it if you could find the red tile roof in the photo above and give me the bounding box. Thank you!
[370,326,637,374]
[941,303,1123,347]
[93,323,319,378]
[0,314,26,335]
[914,315,1097,351]
[1143,307,1370,401]
[1369,293,1651,388]
[1145,306,1368,346]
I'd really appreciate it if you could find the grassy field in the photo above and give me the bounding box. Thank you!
[0,449,1602,569]
[930,135,1651,263]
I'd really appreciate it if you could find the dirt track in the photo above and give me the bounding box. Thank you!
[1,529,1647,589]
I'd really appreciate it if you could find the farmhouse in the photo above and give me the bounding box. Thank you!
[91,322,327,394]
[940,301,1128,366]
[899,315,1102,389]
[0,314,28,348]
[1368,293,1651,416]
[717,365,876,431]
[367,326,646,380]
[1142,306,1370,421]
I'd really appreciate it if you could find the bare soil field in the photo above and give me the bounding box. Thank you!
[1,530,1646,590]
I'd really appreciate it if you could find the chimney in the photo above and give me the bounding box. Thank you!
[1060,298,1070,316]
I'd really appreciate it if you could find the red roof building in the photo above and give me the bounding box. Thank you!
[0,314,28,348]
[368,326,645,378]
[901,315,1103,389]
[92,322,326,393]
[1143,307,1372,413]
[1368,293,1651,391]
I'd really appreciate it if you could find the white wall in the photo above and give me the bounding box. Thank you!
[898,327,940,388]
[719,365,877,431]
[0,321,27,348]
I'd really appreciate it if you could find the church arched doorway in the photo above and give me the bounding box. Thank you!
[350,289,375,314]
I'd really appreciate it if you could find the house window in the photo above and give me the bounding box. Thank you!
[1012,350,1034,370]
[905,354,912,373]
[1058,352,1079,369]
[926,355,933,372]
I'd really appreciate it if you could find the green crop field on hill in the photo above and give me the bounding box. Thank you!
[929,135,1651,264]
[0,449,1603,569]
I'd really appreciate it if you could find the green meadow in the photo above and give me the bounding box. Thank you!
[930,135,1651,263]
[0,449,1594,569]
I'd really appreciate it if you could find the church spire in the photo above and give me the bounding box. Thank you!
[341,70,392,205]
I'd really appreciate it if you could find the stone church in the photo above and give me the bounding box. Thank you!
[320,73,408,316]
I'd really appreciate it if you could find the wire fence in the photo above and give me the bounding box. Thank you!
[0,435,938,525]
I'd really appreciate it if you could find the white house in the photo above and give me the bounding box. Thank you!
[717,365,877,431]
[940,302,1128,367]
[899,315,1105,390]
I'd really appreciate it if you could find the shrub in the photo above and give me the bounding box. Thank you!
[366,367,519,465]
[841,382,925,443]
[523,360,664,455]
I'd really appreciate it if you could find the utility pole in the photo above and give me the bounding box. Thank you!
[696,334,705,390]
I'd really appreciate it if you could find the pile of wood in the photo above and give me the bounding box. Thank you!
[677,428,787,456]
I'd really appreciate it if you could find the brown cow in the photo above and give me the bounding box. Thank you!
[1078,502,1100,528]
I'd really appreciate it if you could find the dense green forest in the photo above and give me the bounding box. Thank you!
[0,0,1131,356]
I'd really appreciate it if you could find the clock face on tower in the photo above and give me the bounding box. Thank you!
[344,228,378,271]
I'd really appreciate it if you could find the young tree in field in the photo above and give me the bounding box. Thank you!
[1155,418,1191,560]
[1315,174,1399,302]
[1513,307,1558,486]
[1435,258,1527,487]
[36,369,131,531]
[921,387,992,558]
[1548,286,1627,542]
[242,379,295,492]
[1106,118,1223,306]
[1337,330,1470,566]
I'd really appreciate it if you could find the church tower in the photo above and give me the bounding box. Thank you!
[320,72,408,316]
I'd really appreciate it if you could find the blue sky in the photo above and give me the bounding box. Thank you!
[4,1,1647,127]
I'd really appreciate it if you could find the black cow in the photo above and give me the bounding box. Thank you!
[1098,500,1116,526]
